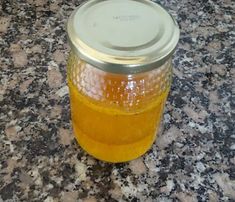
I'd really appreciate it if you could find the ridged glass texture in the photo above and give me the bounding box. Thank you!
[67,53,172,111]
[67,52,172,162]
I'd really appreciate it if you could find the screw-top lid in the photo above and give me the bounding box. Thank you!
[67,0,180,74]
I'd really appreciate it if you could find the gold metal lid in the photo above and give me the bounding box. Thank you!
[67,0,180,74]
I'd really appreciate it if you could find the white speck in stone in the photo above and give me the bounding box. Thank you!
[198,11,204,16]
[155,167,161,172]
[196,152,205,160]
[191,174,204,189]
[30,168,42,186]
[112,169,118,176]
[180,183,186,192]
[56,86,69,97]
[230,144,235,150]
[75,161,87,181]
[45,38,54,43]
[120,176,138,197]
[175,142,184,148]
[48,61,59,68]
[166,180,174,192]
[197,124,208,134]
[188,121,196,128]
[15,125,22,132]
[47,183,54,189]
[215,152,222,159]
[164,114,171,123]
[196,162,206,172]
[189,121,209,134]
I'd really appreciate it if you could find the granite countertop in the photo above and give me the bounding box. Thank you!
[0,0,234,201]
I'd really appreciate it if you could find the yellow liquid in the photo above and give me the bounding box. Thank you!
[68,77,169,163]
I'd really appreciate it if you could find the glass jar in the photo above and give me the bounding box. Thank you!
[66,0,179,162]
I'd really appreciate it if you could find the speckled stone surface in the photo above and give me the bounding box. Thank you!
[0,0,235,201]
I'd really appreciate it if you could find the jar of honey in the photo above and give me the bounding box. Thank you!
[66,0,180,162]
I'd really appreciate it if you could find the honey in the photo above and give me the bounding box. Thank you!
[67,54,171,162]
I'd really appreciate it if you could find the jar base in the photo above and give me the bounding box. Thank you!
[73,124,156,163]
